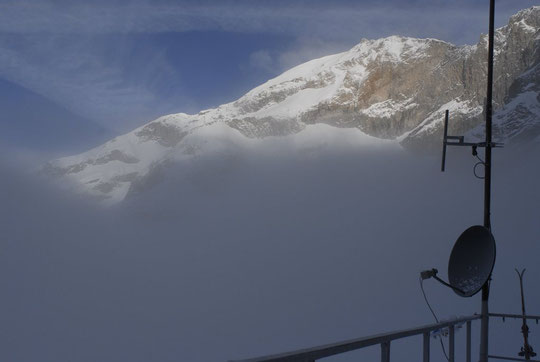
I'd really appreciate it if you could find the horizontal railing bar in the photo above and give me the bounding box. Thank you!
[490,313,540,320]
[488,354,540,362]
[229,315,480,362]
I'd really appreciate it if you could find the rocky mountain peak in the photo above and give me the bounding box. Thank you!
[44,7,540,203]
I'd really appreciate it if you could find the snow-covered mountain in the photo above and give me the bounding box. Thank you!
[44,7,540,203]
[469,61,540,144]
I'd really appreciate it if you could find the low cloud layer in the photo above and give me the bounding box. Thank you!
[2,143,539,362]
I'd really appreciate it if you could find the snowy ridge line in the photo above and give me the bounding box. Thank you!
[44,6,540,203]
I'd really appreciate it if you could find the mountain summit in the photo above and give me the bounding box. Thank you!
[44,7,540,203]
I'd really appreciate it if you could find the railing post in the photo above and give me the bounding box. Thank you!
[381,341,391,362]
[449,325,455,362]
[423,332,430,362]
[467,321,471,362]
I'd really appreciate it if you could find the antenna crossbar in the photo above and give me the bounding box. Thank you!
[440,109,503,172]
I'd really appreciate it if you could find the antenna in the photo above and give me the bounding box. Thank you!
[440,110,503,173]
[516,269,536,360]
[441,110,448,172]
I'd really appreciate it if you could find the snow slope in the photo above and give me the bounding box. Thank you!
[44,7,540,203]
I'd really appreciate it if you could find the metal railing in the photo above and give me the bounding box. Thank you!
[488,313,540,362]
[230,315,481,362]
[230,313,540,362]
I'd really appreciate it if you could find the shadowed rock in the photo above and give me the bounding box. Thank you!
[135,122,188,147]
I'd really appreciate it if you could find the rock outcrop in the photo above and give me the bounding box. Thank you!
[44,7,540,202]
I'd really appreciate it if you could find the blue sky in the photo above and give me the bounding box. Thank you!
[0,0,535,137]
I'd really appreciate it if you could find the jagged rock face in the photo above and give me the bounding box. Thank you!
[402,7,540,150]
[469,61,540,144]
[44,7,540,203]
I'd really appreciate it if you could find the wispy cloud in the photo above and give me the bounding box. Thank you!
[248,50,275,73]
[0,33,195,131]
[0,0,531,41]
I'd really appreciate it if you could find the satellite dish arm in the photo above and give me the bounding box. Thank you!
[433,275,466,295]
[421,268,466,295]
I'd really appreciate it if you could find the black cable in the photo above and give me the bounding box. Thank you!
[473,154,486,179]
[420,277,439,322]
[474,162,485,179]
[420,277,450,361]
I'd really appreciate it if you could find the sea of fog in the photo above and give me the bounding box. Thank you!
[1,143,539,362]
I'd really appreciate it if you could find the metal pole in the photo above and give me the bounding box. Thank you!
[480,0,495,361]
[467,321,472,362]
[484,0,494,229]
[450,325,455,362]
[381,341,391,362]
[423,332,430,362]
[481,296,490,362]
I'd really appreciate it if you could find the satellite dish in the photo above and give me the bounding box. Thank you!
[448,225,496,297]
